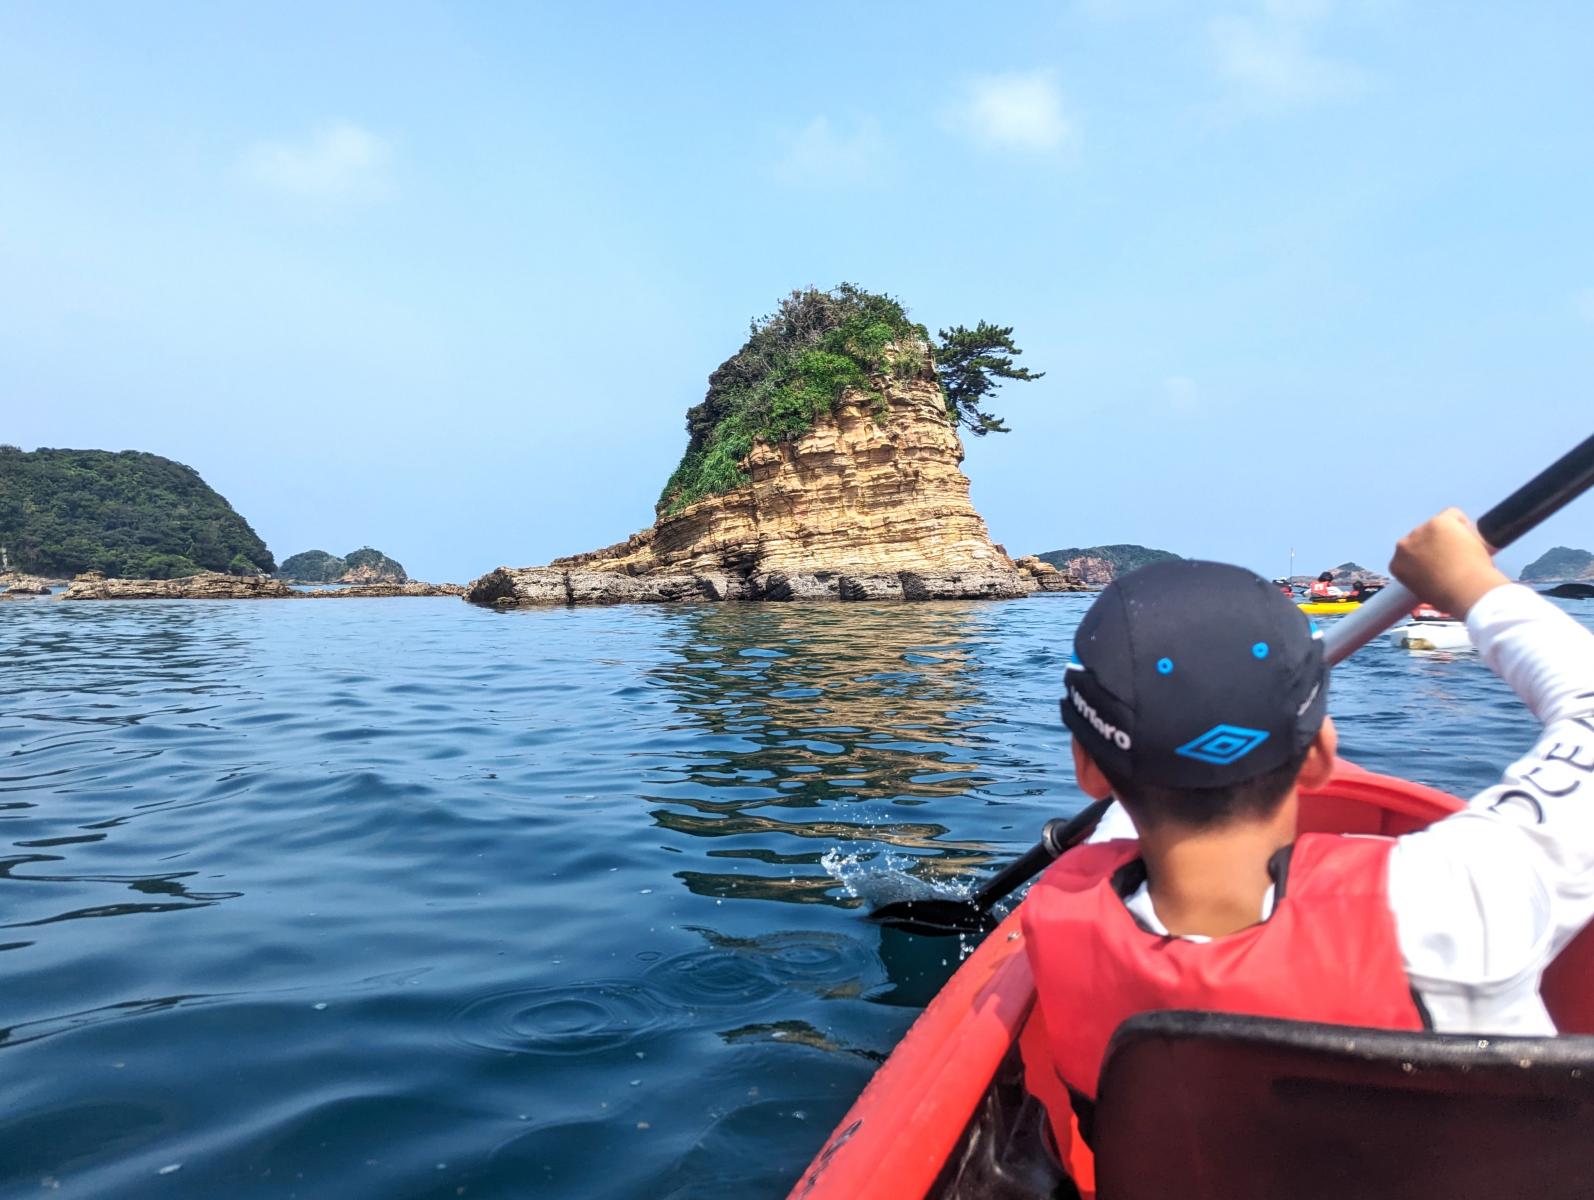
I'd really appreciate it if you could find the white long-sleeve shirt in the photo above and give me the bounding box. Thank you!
[1096,583,1594,1033]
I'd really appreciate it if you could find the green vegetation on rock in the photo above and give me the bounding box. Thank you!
[1037,544,1181,578]
[277,550,348,582]
[0,446,274,578]
[276,547,408,583]
[343,547,407,582]
[1521,546,1594,582]
[656,284,1041,516]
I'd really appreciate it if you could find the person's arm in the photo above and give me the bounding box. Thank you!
[1383,512,1594,1025]
[1444,582,1594,959]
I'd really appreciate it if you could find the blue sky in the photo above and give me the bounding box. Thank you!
[3,1,1590,583]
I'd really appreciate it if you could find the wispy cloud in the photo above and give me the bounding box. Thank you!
[238,121,394,203]
[771,116,885,187]
[1210,2,1365,109]
[947,70,1076,154]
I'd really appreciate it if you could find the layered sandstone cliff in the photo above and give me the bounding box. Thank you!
[469,378,1070,606]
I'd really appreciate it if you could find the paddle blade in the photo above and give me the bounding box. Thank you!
[865,898,1000,938]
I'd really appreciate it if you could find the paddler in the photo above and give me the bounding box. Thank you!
[1023,508,1594,1149]
[1309,570,1344,599]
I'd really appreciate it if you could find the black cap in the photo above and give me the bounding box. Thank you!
[1060,560,1328,788]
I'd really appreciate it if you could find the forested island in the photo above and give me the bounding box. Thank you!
[277,548,409,585]
[0,446,273,578]
[1035,544,1179,586]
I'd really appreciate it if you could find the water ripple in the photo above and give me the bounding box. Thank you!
[451,981,685,1057]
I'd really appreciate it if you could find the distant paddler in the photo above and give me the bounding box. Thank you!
[1310,570,1347,600]
[1298,578,1360,616]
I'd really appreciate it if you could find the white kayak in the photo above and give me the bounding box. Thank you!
[1388,620,1472,651]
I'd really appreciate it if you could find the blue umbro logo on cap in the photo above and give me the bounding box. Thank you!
[1175,725,1270,765]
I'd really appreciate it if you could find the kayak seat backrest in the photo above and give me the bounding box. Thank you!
[1091,1010,1594,1200]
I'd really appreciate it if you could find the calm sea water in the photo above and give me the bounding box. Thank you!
[2,594,1589,1199]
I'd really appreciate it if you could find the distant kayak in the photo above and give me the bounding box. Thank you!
[1297,599,1361,615]
[1389,620,1471,651]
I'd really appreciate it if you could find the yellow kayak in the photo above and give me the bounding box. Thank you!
[1298,600,1362,615]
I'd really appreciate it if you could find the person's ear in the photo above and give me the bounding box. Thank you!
[1297,716,1338,790]
[1071,737,1115,800]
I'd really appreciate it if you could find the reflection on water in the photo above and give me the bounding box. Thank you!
[644,603,1052,909]
[1,593,1575,1199]
[649,604,1001,789]
[718,1018,884,1061]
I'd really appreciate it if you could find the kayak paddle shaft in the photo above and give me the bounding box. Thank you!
[1323,432,1594,665]
[966,799,1113,912]
[1476,432,1594,550]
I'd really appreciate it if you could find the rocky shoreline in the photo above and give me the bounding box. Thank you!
[56,573,464,600]
[464,562,1084,607]
[301,581,466,598]
[1,573,67,596]
[40,568,1080,607]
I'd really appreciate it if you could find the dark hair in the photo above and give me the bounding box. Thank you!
[1099,745,1312,832]
[1317,571,1333,582]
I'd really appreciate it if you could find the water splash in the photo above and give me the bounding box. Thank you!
[819,846,974,910]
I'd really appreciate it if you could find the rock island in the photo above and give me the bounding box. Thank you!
[468,285,1080,607]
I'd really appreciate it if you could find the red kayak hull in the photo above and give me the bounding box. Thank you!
[790,759,1594,1200]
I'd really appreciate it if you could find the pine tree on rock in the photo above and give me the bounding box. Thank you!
[933,322,1044,436]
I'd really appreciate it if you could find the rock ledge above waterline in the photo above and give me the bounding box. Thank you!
[463,564,1083,607]
[59,573,464,600]
[1,573,61,595]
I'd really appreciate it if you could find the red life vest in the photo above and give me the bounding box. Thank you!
[1310,580,1334,598]
[1021,833,1424,1111]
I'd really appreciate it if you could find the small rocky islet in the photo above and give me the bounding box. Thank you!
[465,286,1086,607]
[276,547,410,585]
[1521,546,1594,583]
[464,375,1085,607]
